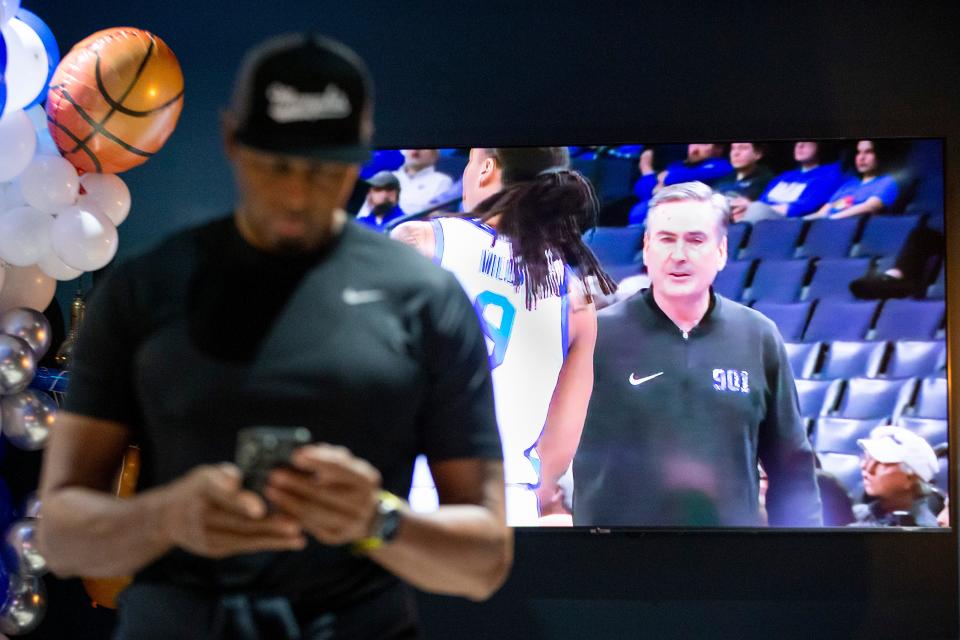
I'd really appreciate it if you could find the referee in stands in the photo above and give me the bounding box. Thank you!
[573,182,822,527]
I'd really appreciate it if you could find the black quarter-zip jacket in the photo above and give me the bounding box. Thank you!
[573,287,822,527]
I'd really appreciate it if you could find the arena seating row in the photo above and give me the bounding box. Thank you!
[786,340,946,380]
[795,376,946,423]
[753,298,944,342]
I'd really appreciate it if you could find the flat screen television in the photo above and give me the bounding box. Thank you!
[355,140,950,534]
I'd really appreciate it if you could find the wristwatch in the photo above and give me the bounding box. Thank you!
[352,490,404,554]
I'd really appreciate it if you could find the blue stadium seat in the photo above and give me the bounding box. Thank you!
[883,341,946,378]
[785,342,821,379]
[740,219,804,260]
[753,301,813,341]
[794,378,842,419]
[584,226,643,267]
[832,377,916,421]
[747,259,809,303]
[713,260,753,301]
[812,417,888,455]
[871,299,944,341]
[726,222,749,260]
[803,258,871,301]
[852,214,921,257]
[818,452,864,501]
[896,416,948,448]
[909,376,948,420]
[799,218,861,259]
[818,341,886,379]
[803,300,879,342]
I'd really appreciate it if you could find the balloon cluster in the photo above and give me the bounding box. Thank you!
[0,305,53,635]
[0,8,183,316]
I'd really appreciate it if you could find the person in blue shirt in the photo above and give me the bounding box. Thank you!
[355,170,406,232]
[807,140,899,219]
[628,144,732,225]
[742,141,844,222]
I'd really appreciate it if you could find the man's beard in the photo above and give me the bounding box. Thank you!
[372,202,395,217]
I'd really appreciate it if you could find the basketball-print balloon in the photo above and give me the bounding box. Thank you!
[45,27,183,174]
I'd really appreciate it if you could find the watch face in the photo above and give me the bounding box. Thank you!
[379,505,402,543]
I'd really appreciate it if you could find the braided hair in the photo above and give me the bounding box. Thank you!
[466,148,617,310]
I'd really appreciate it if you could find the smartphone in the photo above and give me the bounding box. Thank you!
[235,426,313,494]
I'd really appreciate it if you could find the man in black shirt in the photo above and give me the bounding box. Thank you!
[37,33,511,639]
[573,181,822,527]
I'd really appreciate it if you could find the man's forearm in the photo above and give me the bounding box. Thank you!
[39,487,172,578]
[369,504,512,601]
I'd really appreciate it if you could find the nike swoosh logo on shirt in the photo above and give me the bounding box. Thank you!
[628,371,664,386]
[342,288,385,305]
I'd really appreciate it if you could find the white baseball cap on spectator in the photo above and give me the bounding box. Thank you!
[857,425,939,483]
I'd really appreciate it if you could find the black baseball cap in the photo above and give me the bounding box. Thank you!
[366,170,400,190]
[228,33,373,162]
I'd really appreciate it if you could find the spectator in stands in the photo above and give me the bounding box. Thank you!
[394,148,454,214]
[628,144,732,225]
[851,426,940,527]
[355,170,405,232]
[713,142,774,222]
[356,149,454,218]
[806,140,899,219]
[850,221,944,299]
[741,141,844,222]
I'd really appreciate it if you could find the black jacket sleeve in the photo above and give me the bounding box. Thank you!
[758,328,823,526]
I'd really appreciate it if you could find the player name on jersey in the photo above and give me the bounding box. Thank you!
[479,249,522,285]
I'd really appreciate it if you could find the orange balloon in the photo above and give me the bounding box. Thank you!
[46,28,184,174]
[81,445,140,609]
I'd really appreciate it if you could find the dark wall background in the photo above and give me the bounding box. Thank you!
[19,1,960,638]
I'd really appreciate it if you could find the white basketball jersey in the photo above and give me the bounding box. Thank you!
[433,217,569,488]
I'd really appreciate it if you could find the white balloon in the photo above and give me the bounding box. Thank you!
[19,155,79,213]
[24,105,61,157]
[79,174,131,226]
[36,250,82,281]
[0,206,51,266]
[0,18,49,115]
[51,204,119,271]
[0,179,28,210]
[24,104,47,131]
[0,0,20,25]
[0,111,36,182]
[0,265,53,314]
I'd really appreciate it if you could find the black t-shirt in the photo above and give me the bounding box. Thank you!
[65,215,501,612]
[573,288,822,527]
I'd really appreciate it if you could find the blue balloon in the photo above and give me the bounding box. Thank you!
[12,8,57,109]
[0,30,7,116]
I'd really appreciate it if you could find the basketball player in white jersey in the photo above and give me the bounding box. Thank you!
[392,147,615,525]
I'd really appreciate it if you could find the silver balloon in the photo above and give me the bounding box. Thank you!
[0,308,51,361]
[0,574,46,635]
[4,519,46,576]
[0,336,34,395]
[1,390,55,451]
[21,493,40,520]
